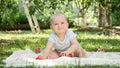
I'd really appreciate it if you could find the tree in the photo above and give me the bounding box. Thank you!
[73,0,92,26]
[97,0,110,27]
[110,0,120,26]
[97,0,120,27]
[0,0,19,26]
[28,0,74,27]
[22,0,41,33]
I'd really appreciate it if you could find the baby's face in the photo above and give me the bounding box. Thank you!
[50,15,68,34]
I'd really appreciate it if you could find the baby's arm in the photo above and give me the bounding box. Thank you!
[44,41,53,59]
[68,37,78,53]
[70,38,87,57]
[60,37,78,55]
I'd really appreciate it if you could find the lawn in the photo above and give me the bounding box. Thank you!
[0,28,120,68]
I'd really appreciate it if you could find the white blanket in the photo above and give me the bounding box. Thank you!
[3,48,120,67]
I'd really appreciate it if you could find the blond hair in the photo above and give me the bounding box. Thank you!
[50,13,68,25]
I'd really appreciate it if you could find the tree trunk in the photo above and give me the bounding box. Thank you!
[107,1,112,27]
[107,9,112,26]
[81,15,85,24]
[98,0,108,27]
[98,3,102,27]
[22,0,35,33]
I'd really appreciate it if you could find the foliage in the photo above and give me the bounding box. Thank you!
[29,0,74,27]
[73,0,92,17]
[0,0,18,25]
[73,0,93,27]
[110,0,120,26]
[0,0,120,28]
[96,0,120,26]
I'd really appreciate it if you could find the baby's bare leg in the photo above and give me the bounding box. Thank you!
[48,50,59,59]
[74,47,87,57]
[81,48,87,57]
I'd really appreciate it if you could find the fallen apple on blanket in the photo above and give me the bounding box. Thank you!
[35,47,41,53]
[36,55,45,60]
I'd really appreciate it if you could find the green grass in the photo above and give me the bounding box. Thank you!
[74,30,120,52]
[0,29,120,68]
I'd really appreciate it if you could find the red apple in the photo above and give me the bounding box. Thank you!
[35,47,41,53]
[100,48,104,52]
[36,55,45,60]
[68,53,73,57]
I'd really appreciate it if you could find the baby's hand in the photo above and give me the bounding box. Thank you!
[59,51,67,56]
[60,50,72,56]
[59,53,73,57]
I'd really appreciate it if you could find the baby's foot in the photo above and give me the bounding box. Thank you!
[59,53,73,57]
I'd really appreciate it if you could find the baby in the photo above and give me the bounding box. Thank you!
[37,13,87,59]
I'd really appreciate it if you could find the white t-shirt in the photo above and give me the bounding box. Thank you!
[48,30,80,52]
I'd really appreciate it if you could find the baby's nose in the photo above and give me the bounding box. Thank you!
[58,24,62,27]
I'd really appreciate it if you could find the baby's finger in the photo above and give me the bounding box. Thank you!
[59,53,64,57]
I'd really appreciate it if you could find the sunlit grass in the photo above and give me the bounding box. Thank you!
[74,30,120,52]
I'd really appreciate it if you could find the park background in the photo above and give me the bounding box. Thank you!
[0,0,120,68]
